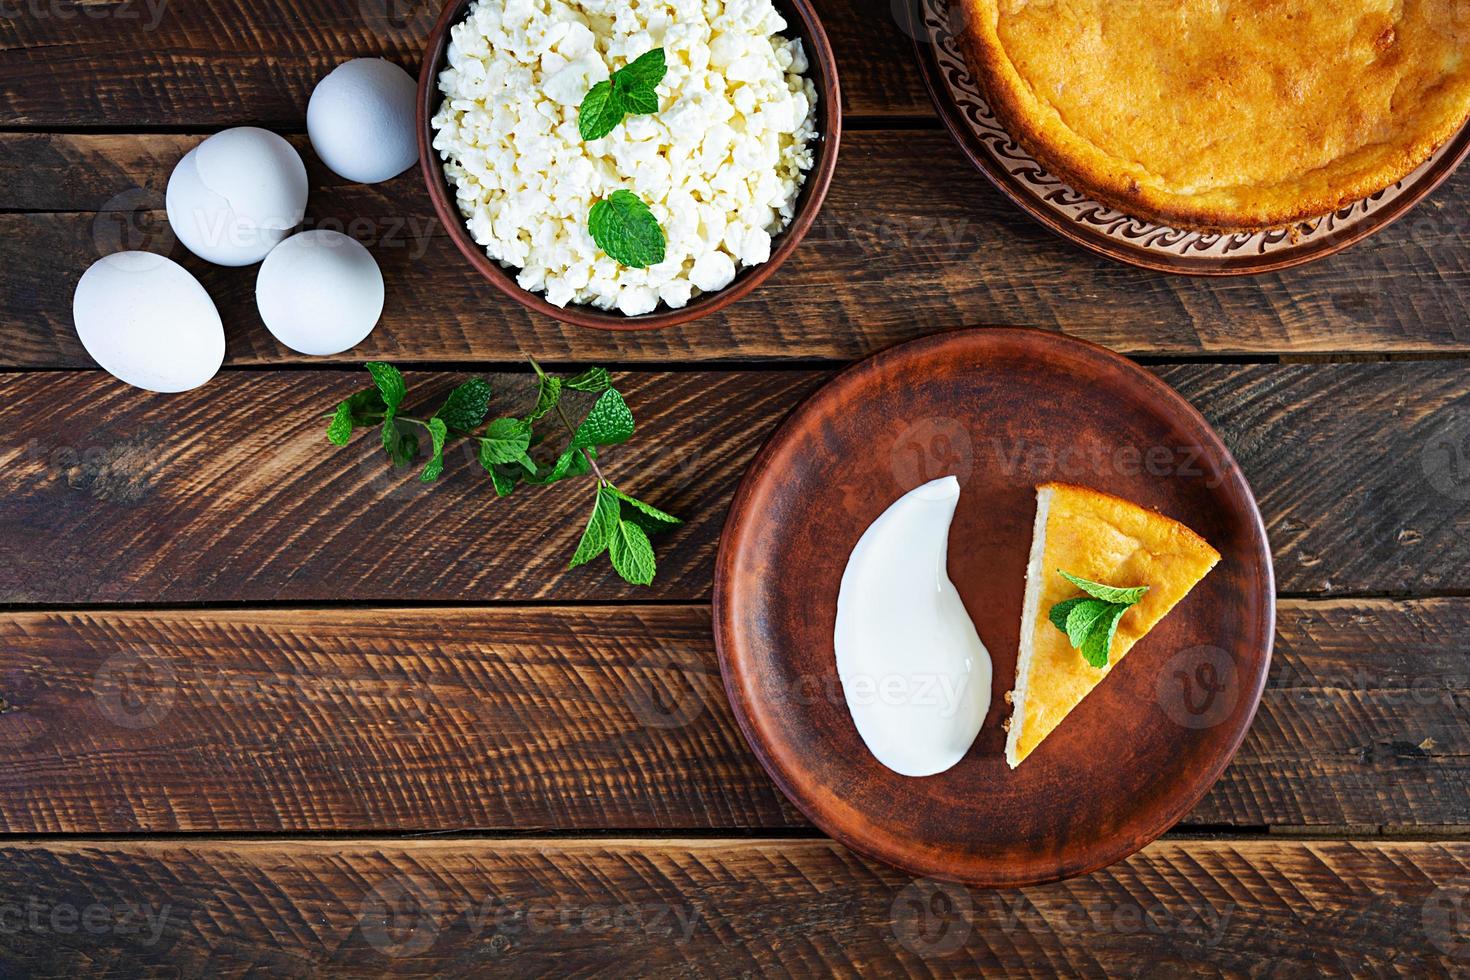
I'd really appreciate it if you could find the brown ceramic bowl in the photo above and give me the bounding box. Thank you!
[417,0,841,331]
[714,328,1274,887]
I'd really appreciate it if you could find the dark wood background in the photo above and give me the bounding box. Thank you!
[2,0,1469,974]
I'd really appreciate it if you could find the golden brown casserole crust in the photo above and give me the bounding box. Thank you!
[959,0,1470,230]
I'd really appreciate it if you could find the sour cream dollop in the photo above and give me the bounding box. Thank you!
[833,476,992,777]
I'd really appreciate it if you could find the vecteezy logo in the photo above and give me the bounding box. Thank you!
[1423,878,1470,961]
[1420,415,1470,503]
[1155,645,1238,731]
[888,417,974,490]
[92,651,177,729]
[358,874,443,959]
[91,187,174,258]
[621,652,710,730]
[889,878,972,958]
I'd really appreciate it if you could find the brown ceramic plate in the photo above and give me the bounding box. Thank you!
[906,0,1470,275]
[714,328,1274,887]
[417,0,841,330]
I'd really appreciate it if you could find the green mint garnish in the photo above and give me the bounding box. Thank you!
[324,359,680,586]
[1048,571,1150,669]
[578,82,623,141]
[608,518,657,586]
[434,378,493,432]
[570,389,635,450]
[565,367,612,393]
[1058,570,1149,606]
[578,48,667,140]
[570,485,623,568]
[588,190,665,269]
[419,417,449,483]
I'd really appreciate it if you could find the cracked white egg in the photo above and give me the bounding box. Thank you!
[72,251,225,393]
[255,230,384,356]
[166,127,308,266]
[834,476,993,777]
[308,58,420,184]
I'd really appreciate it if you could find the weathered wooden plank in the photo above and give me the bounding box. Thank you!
[0,838,1464,975]
[0,0,928,126]
[1,363,1467,603]
[0,606,803,832]
[2,132,1468,365]
[1193,598,1470,829]
[0,369,817,603]
[0,600,1464,834]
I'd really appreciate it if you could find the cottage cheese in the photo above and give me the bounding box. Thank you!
[431,0,818,315]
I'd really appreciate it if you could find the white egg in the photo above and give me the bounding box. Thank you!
[256,230,384,356]
[72,252,225,393]
[166,127,308,266]
[834,476,993,777]
[307,58,419,184]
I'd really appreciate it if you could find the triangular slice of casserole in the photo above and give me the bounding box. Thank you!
[1006,482,1221,768]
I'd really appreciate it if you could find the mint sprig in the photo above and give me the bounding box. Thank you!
[325,360,680,586]
[578,48,667,140]
[588,190,665,269]
[1048,571,1150,668]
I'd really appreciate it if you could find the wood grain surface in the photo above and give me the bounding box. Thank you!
[0,600,1463,835]
[2,132,1467,364]
[0,0,928,126]
[0,837,1466,975]
[2,363,1467,604]
[4,0,1468,967]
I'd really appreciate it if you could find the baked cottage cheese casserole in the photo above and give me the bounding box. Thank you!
[959,0,1470,230]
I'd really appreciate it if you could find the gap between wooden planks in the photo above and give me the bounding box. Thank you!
[0,599,1464,835]
[2,364,1469,603]
[2,132,1467,363]
[0,836,1464,974]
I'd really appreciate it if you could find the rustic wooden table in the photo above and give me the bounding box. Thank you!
[2,0,1469,974]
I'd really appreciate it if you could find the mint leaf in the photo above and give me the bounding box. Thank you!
[588,190,665,269]
[610,488,680,529]
[381,417,417,468]
[380,416,399,461]
[522,446,593,486]
[421,417,449,482]
[578,80,623,141]
[1080,604,1129,669]
[571,388,635,450]
[565,367,611,393]
[578,50,666,141]
[348,388,387,420]
[616,48,666,89]
[526,375,563,423]
[366,362,406,413]
[1064,599,1115,650]
[571,486,622,567]
[436,378,492,432]
[1049,569,1149,668]
[327,402,355,445]
[549,446,593,482]
[1047,597,1087,634]
[330,387,388,444]
[1059,571,1149,605]
[608,519,656,585]
[479,417,532,465]
[488,464,521,498]
[620,84,659,115]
